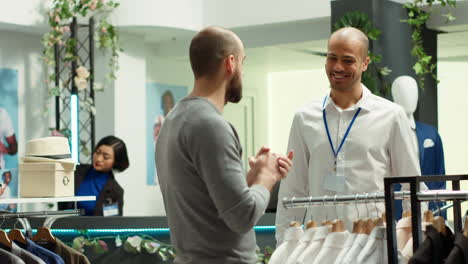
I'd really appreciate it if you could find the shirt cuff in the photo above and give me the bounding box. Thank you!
[250,184,270,205]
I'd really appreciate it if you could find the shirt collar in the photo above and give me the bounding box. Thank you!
[322,84,374,112]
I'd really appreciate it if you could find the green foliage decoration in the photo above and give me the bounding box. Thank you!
[69,232,274,263]
[401,0,456,89]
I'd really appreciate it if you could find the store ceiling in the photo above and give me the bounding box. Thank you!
[438,31,468,61]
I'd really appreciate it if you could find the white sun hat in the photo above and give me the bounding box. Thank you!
[22,136,76,165]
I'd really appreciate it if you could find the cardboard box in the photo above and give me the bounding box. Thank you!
[19,162,75,197]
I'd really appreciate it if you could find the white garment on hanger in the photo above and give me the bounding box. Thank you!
[396,217,412,250]
[286,227,318,264]
[269,226,304,264]
[313,230,350,264]
[341,233,369,264]
[295,225,330,264]
[400,221,433,263]
[356,226,387,264]
[334,233,357,264]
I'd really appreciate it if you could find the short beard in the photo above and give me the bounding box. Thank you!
[225,72,242,104]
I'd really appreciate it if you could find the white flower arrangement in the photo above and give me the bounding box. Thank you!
[42,0,121,102]
[73,66,90,91]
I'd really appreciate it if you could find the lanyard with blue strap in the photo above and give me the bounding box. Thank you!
[322,96,361,172]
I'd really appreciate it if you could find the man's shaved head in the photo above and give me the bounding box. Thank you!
[325,27,371,92]
[189,26,243,79]
[329,27,369,59]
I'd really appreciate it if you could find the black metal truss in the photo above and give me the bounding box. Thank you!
[55,17,95,163]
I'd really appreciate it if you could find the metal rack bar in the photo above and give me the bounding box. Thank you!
[0,209,83,237]
[433,203,455,215]
[282,190,468,209]
[0,209,82,218]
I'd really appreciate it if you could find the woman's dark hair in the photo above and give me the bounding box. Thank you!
[95,136,129,172]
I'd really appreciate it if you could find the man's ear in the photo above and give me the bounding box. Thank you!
[225,55,236,75]
[362,56,371,72]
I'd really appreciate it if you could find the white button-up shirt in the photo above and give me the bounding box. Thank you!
[269,226,304,264]
[276,85,426,244]
[313,230,350,264]
[286,227,317,264]
[334,233,357,264]
[296,225,330,264]
[357,226,387,264]
[342,233,369,264]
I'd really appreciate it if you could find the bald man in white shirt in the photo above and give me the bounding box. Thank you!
[275,27,427,245]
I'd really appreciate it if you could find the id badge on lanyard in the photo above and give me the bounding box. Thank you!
[321,96,361,192]
[103,198,119,216]
[103,203,119,216]
[323,173,346,192]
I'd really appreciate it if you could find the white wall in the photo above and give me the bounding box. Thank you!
[438,61,468,216]
[240,67,270,151]
[146,56,193,86]
[267,69,329,154]
[438,61,468,175]
[112,32,149,216]
[0,29,49,153]
[93,51,116,140]
[0,1,48,28]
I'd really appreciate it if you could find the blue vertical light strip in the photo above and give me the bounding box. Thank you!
[70,94,79,162]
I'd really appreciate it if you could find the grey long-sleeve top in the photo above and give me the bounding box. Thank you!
[156,96,270,264]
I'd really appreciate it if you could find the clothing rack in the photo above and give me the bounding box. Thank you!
[0,209,82,218]
[282,176,468,264]
[282,190,468,209]
[384,175,468,264]
[0,209,83,238]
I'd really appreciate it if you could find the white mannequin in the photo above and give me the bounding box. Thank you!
[391,75,419,157]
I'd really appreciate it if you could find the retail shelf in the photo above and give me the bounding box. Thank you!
[0,196,95,204]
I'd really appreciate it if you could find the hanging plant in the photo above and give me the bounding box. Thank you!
[402,0,456,89]
[42,0,121,99]
[334,11,392,97]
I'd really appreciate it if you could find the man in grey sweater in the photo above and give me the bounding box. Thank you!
[156,26,293,264]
